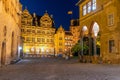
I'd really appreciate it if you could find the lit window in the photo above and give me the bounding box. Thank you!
[83,5,87,15]
[87,1,92,13]
[92,0,96,10]
[108,14,114,26]
[65,43,67,46]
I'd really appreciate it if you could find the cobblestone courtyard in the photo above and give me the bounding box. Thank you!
[0,57,120,80]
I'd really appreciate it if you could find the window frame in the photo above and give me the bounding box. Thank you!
[82,4,87,16]
[87,1,92,13]
[92,0,97,11]
[108,13,114,26]
[109,40,115,53]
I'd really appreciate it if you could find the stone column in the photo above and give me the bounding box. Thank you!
[93,37,98,63]
[93,37,97,56]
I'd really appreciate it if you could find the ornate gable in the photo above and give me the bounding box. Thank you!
[40,12,52,27]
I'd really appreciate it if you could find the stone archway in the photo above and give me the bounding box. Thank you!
[1,42,6,65]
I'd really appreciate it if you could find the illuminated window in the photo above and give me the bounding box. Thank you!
[83,4,87,15]
[108,14,114,26]
[92,0,96,10]
[65,43,67,46]
[87,1,92,13]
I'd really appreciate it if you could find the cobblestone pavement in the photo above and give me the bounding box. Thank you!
[0,57,120,80]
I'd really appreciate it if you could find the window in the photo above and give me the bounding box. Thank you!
[59,37,62,40]
[42,31,45,34]
[27,29,31,33]
[59,48,63,52]
[92,0,96,10]
[59,42,62,46]
[32,30,35,33]
[108,14,114,26]
[51,39,53,42]
[65,43,67,46]
[37,30,41,34]
[47,39,49,42]
[87,1,92,13]
[37,38,41,42]
[32,38,35,42]
[83,4,87,15]
[42,38,45,42]
[26,37,30,42]
[109,40,115,53]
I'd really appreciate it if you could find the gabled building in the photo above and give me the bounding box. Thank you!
[77,0,120,63]
[21,8,77,57]
[70,19,80,44]
[54,26,73,56]
[0,0,22,65]
[21,9,56,57]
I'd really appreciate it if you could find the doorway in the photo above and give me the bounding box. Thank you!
[1,42,6,65]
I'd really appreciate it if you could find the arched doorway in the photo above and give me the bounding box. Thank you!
[91,22,100,56]
[1,42,6,65]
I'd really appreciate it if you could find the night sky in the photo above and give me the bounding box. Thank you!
[20,0,79,30]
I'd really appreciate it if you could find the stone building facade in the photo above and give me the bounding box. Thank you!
[77,0,120,63]
[70,19,80,44]
[21,9,76,57]
[0,0,22,65]
[54,26,73,56]
[21,9,56,56]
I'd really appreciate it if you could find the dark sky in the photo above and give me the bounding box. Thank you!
[20,0,79,30]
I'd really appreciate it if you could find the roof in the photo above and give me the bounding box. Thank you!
[76,0,84,6]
